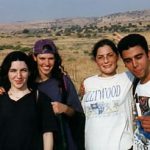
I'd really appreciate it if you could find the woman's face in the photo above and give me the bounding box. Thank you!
[95,45,118,77]
[35,53,55,80]
[8,60,29,90]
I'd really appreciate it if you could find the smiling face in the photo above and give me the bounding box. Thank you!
[34,53,55,80]
[121,45,150,83]
[8,61,29,90]
[95,45,118,77]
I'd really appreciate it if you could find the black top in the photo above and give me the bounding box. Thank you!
[0,91,57,150]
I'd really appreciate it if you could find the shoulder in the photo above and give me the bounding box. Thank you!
[83,75,98,84]
[81,75,99,92]
[62,74,73,86]
[0,94,8,104]
[0,93,7,98]
[63,74,71,81]
[118,71,135,81]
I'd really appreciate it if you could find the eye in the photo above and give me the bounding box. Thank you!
[97,56,103,59]
[109,53,114,56]
[9,69,16,73]
[123,59,132,64]
[21,68,28,72]
[49,57,55,60]
[135,54,143,60]
[39,57,45,60]
[108,53,114,58]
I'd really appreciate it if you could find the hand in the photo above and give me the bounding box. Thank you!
[51,102,68,114]
[79,82,85,96]
[0,87,5,95]
[137,116,150,132]
[112,32,123,43]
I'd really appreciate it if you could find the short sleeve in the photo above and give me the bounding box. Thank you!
[37,91,57,133]
[63,75,83,113]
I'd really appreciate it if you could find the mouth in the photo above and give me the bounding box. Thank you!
[15,81,23,84]
[103,64,112,68]
[42,66,52,70]
[133,69,143,76]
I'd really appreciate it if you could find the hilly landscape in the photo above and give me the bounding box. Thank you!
[0,9,150,33]
[0,9,150,91]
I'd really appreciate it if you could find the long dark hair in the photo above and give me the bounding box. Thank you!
[30,42,68,93]
[0,51,36,91]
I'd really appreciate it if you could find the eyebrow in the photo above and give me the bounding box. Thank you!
[123,53,144,60]
[9,67,28,70]
[97,52,114,56]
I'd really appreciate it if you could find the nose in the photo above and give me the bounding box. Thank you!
[132,59,138,68]
[45,59,49,65]
[104,56,109,63]
[17,71,22,78]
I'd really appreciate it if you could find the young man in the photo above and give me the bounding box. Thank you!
[118,34,150,149]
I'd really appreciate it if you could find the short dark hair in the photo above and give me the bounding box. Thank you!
[118,34,149,57]
[0,51,36,91]
[92,39,118,59]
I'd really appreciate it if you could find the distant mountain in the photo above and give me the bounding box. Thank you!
[0,9,150,33]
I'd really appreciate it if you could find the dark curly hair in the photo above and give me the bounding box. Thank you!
[92,39,118,59]
[0,51,36,91]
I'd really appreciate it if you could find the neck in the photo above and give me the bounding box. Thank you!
[99,72,117,77]
[37,74,50,82]
[140,73,150,84]
[8,87,30,101]
[9,86,28,92]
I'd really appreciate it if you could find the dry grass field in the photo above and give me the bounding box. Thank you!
[0,32,150,92]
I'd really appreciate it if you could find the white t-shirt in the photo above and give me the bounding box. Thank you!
[82,71,134,150]
[133,80,150,150]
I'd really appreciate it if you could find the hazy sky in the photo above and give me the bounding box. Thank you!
[0,0,150,23]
